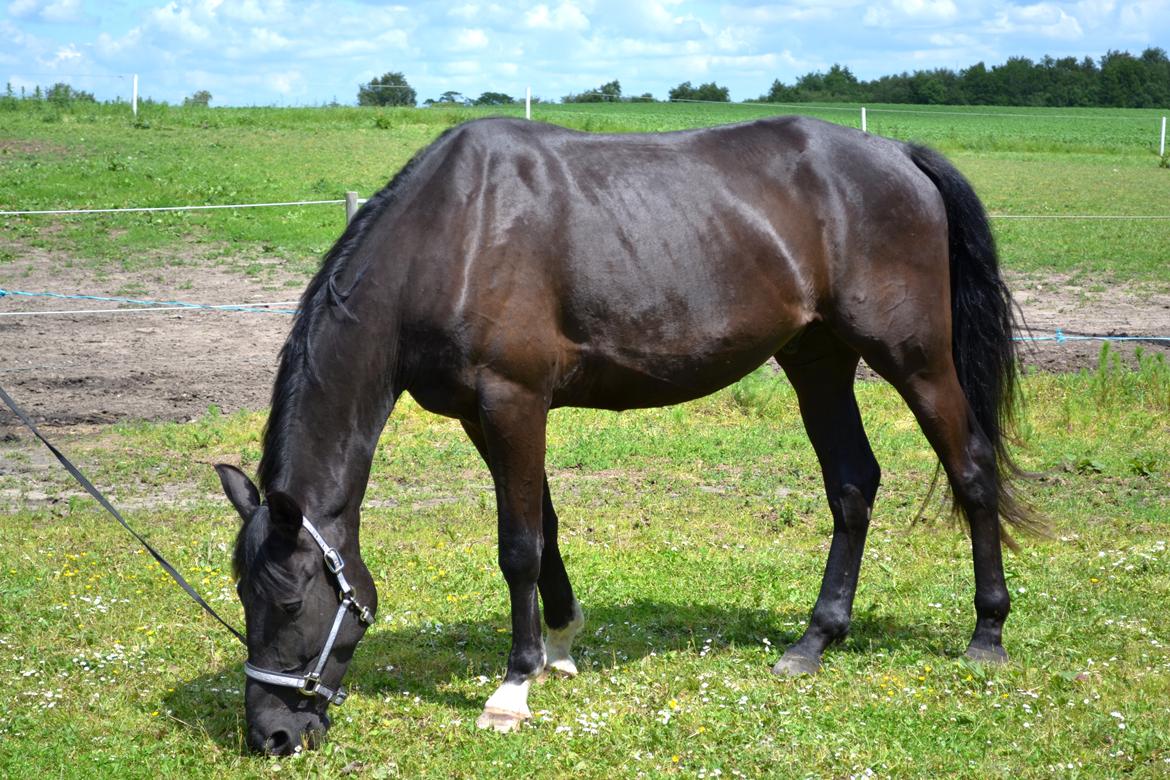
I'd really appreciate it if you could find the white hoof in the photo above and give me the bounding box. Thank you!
[545,655,579,678]
[544,601,584,679]
[477,679,532,733]
[476,707,531,733]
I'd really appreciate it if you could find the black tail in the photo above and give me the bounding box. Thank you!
[907,144,1038,535]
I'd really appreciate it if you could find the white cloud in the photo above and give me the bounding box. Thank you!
[148,2,212,43]
[269,69,301,95]
[453,28,489,50]
[249,27,291,53]
[48,42,81,63]
[983,3,1085,40]
[524,2,590,32]
[8,0,87,23]
[864,0,958,27]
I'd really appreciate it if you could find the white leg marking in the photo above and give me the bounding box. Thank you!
[544,601,584,678]
[476,679,533,732]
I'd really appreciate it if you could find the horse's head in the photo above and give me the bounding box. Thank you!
[215,464,376,755]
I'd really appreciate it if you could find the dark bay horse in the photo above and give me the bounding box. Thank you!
[215,115,1030,754]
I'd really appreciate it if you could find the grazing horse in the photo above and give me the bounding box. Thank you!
[216,115,1030,754]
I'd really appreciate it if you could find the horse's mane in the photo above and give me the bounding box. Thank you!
[256,130,454,494]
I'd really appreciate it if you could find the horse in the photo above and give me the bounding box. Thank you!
[215,114,1032,755]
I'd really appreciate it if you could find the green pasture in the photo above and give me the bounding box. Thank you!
[1,349,1168,778]
[2,99,1169,776]
[1,100,1168,283]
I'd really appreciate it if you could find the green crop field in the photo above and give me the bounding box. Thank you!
[1,99,1168,282]
[2,100,1169,777]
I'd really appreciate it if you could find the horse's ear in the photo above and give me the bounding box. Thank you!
[215,464,260,522]
[265,490,304,539]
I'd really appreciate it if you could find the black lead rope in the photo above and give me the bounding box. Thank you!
[0,383,247,646]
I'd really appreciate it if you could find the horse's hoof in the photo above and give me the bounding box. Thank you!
[965,644,1009,664]
[545,656,579,679]
[475,708,531,733]
[772,651,821,677]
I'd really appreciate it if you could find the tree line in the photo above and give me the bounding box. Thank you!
[757,49,1170,108]
[362,49,1167,109]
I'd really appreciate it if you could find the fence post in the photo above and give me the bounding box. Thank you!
[526,86,532,120]
[132,74,138,117]
[861,106,867,133]
[345,191,359,224]
[1161,116,1166,158]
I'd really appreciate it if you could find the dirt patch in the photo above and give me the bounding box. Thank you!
[1,249,1168,428]
[0,138,70,157]
[1,246,299,425]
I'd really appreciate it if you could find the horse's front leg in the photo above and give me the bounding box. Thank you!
[473,377,550,733]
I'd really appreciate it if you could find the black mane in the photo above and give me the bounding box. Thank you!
[255,135,445,494]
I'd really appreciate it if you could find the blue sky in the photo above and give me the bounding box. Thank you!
[2,1,1166,106]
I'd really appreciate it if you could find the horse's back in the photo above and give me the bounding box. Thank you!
[390,117,947,413]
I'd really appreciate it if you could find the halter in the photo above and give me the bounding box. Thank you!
[243,516,374,706]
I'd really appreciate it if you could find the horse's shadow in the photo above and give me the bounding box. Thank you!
[164,599,951,751]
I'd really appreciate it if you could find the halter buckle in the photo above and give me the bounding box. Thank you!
[323,548,345,574]
[332,688,348,706]
[299,672,321,696]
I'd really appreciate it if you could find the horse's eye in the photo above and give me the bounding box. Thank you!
[280,600,303,615]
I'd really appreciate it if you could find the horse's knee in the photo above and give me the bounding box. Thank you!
[499,533,542,584]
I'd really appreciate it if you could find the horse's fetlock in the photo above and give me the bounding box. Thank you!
[974,589,1011,622]
[509,646,546,680]
[811,608,851,642]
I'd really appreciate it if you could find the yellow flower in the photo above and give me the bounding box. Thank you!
[669,699,678,709]
[672,755,680,764]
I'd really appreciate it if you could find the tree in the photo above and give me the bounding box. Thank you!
[668,81,730,102]
[358,72,416,107]
[437,90,465,105]
[45,82,95,105]
[757,79,798,103]
[563,79,622,103]
[821,64,860,98]
[183,90,212,107]
[473,91,515,106]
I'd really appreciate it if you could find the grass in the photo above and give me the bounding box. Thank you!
[1,352,1167,778]
[2,98,1168,776]
[2,100,1169,283]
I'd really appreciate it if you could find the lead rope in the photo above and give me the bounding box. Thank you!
[0,383,247,645]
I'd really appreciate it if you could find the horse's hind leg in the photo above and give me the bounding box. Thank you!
[883,366,1011,662]
[772,328,881,676]
[461,421,584,678]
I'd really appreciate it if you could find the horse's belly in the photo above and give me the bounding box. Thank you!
[552,329,794,411]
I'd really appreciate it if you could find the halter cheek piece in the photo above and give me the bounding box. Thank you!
[243,517,374,706]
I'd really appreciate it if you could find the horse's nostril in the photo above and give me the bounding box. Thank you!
[265,729,293,755]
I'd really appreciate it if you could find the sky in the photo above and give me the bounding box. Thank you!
[2,0,1167,106]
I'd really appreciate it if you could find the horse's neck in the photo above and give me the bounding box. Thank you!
[262,344,397,531]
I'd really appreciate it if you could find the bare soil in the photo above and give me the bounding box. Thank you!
[2,248,1168,427]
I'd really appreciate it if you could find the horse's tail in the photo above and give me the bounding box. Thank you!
[906,144,1038,537]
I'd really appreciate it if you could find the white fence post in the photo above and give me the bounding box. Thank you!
[861,106,867,133]
[1160,116,1166,157]
[132,74,138,117]
[345,191,359,224]
[526,86,532,120]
